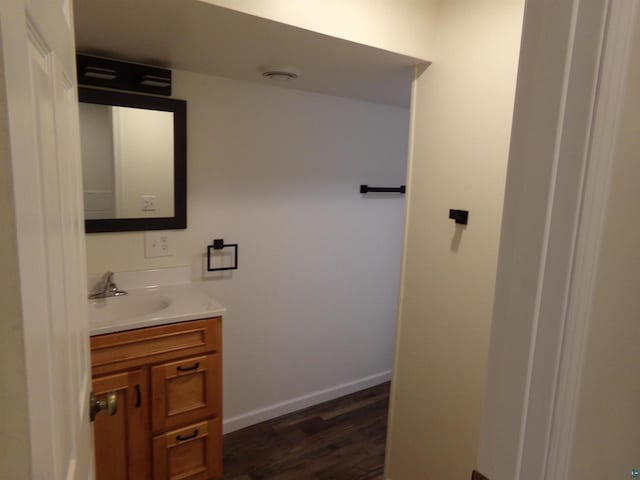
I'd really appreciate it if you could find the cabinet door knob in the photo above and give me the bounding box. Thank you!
[89,391,118,422]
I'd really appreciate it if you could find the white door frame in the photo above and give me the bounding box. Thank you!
[477,0,638,479]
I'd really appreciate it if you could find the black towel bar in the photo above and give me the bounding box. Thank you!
[360,185,406,194]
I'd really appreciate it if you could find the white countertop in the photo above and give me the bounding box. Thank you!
[88,268,226,336]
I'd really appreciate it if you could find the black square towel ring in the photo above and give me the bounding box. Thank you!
[207,239,238,272]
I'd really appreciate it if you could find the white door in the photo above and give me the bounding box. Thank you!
[0,0,93,479]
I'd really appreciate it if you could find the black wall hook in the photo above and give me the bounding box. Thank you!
[449,209,469,225]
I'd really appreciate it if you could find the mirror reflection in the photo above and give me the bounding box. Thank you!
[79,103,175,220]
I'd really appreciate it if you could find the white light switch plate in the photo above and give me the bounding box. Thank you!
[144,231,172,258]
[141,195,157,211]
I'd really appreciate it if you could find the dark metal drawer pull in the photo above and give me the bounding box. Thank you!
[177,362,200,372]
[176,429,199,442]
[134,384,141,408]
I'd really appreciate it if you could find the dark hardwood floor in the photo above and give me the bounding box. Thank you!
[222,382,390,480]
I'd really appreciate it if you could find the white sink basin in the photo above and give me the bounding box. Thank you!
[87,275,227,336]
[89,290,171,325]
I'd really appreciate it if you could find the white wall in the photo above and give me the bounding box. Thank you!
[568,19,640,479]
[79,102,115,219]
[80,103,114,190]
[79,104,175,219]
[0,41,32,480]
[86,70,410,430]
[385,1,524,479]
[202,0,439,61]
[112,107,174,218]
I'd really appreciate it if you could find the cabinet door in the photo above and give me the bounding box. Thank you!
[93,369,151,480]
[153,419,222,480]
[151,354,221,433]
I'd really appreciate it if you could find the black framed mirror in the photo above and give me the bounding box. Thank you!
[78,87,187,233]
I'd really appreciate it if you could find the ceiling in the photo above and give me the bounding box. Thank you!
[74,0,426,108]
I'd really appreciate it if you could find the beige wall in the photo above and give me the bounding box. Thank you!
[0,40,32,480]
[385,1,524,479]
[568,20,640,479]
[201,0,439,61]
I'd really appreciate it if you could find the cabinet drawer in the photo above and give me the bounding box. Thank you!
[91,318,221,376]
[151,354,221,433]
[153,419,222,480]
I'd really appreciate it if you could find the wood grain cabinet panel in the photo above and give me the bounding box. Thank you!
[151,354,221,433]
[91,317,223,480]
[93,369,151,480]
[91,318,221,376]
[153,419,222,480]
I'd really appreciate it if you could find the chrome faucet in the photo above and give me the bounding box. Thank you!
[89,271,128,299]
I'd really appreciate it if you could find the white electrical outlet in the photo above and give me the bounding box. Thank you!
[141,195,157,211]
[144,231,172,258]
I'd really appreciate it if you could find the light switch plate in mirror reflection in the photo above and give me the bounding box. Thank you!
[141,195,157,212]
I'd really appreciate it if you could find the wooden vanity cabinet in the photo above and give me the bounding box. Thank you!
[90,317,222,480]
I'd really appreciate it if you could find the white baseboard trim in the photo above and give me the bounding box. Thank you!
[222,370,392,434]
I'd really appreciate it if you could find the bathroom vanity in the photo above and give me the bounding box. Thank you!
[88,270,225,480]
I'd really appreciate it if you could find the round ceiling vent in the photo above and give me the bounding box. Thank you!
[259,65,301,81]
